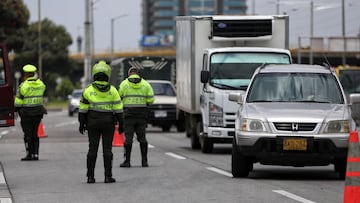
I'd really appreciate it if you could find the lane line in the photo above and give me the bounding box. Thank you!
[55,121,78,127]
[0,198,12,203]
[165,152,186,160]
[273,190,316,203]
[0,172,5,184]
[206,167,233,177]
[148,144,155,148]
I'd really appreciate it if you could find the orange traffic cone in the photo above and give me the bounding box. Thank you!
[344,131,360,203]
[38,122,48,138]
[112,125,124,147]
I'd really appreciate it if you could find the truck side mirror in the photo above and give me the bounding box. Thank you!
[201,70,209,83]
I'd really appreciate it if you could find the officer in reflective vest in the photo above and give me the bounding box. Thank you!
[78,61,123,184]
[14,64,46,161]
[118,67,154,168]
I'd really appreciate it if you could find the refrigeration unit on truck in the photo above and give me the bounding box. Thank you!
[176,15,292,153]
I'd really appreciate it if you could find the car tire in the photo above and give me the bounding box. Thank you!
[69,111,74,117]
[232,138,251,178]
[334,158,347,180]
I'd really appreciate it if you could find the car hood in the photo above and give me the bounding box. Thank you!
[243,103,349,123]
[153,95,176,105]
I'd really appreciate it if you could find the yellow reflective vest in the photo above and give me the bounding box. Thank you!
[15,77,46,108]
[79,82,123,113]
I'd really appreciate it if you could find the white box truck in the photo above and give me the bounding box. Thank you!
[176,15,292,153]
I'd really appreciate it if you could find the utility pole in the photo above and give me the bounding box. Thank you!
[83,0,93,88]
[342,0,346,65]
[37,0,42,79]
[310,0,314,64]
[110,14,128,61]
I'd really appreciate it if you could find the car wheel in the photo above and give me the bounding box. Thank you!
[232,138,251,178]
[162,125,171,132]
[69,111,74,117]
[334,159,347,180]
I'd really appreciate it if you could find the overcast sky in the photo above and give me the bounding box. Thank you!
[23,0,359,54]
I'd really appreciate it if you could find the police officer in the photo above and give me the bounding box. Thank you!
[119,67,154,168]
[78,61,123,184]
[15,64,46,161]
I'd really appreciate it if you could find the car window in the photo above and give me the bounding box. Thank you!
[72,91,83,98]
[151,83,176,96]
[247,72,344,104]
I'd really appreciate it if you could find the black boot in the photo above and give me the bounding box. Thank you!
[21,138,32,161]
[140,143,148,167]
[87,155,96,184]
[120,144,132,167]
[104,154,116,183]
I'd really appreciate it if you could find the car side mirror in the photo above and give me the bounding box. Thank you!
[228,92,244,104]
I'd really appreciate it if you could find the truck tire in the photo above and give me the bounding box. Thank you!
[190,121,200,149]
[162,125,171,132]
[176,112,186,132]
[232,139,251,178]
[197,122,213,153]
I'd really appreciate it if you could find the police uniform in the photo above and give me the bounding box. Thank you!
[79,61,123,184]
[14,64,46,161]
[118,67,154,167]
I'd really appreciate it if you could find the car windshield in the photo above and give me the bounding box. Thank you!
[209,52,291,90]
[247,72,344,104]
[151,82,176,96]
[72,91,83,98]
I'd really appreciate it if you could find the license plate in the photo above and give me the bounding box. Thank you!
[283,138,307,151]
[154,110,167,118]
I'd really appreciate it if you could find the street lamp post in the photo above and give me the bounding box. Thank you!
[110,14,128,61]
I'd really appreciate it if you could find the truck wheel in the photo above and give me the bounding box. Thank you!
[334,159,347,180]
[201,137,213,153]
[190,124,200,149]
[69,111,74,117]
[162,125,171,132]
[197,122,213,153]
[232,139,251,178]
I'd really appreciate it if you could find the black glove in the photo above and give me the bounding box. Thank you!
[116,113,124,134]
[79,123,86,134]
[118,124,124,134]
[78,112,88,135]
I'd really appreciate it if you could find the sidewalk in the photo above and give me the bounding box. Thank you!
[0,162,12,203]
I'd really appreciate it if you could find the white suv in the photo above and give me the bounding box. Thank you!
[229,64,360,179]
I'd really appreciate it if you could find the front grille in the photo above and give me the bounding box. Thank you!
[274,123,317,131]
[212,19,272,38]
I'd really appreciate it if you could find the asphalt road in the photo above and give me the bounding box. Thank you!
[0,110,346,203]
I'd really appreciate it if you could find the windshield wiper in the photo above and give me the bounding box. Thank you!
[211,83,239,90]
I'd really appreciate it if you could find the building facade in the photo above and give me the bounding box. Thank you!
[141,0,247,47]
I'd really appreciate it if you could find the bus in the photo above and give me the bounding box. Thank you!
[0,43,14,127]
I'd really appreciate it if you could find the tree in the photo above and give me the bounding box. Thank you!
[0,0,29,50]
[13,18,80,98]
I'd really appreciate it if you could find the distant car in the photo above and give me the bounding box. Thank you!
[68,89,83,116]
[229,64,360,179]
[148,80,185,132]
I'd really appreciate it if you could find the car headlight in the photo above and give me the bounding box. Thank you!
[209,102,223,127]
[70,99,80,106]
[324,120,349,133]
[240,118,266,132]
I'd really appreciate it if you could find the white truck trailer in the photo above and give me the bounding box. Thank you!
[176,15,292,153]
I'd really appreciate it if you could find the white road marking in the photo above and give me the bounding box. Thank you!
[55,121,78,127]
[0,198,12,203]
[273,190,316,203]
[148,144,155,148]
[165,152,186,160]
[0,130,9,139]
[206,167,233,177]
[0,172,5,184]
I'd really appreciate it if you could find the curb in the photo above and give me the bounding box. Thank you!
[0,162,13,203]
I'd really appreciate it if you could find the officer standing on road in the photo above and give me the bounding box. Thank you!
[78,61,123,184]
[15,64,46,161]
[118,67,154,168]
